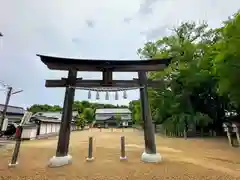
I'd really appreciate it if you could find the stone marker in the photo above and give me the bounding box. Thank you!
[86,136,94,161]
[223,123,232,147]
[120,136,127,160]
[232,124,240,146]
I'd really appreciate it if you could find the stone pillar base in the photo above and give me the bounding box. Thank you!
[120,156,128,161]
[48,155,72,167]
[141,152,162,163]
[8,162,18,168]
[86,157,94,162]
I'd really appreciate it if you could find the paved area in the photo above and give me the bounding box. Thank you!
[0,128,239,180]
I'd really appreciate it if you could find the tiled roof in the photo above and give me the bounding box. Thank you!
[95,108,131,114]
[0,104,25,114]
[32,116,76,123]
[96,115,115,121]
[33,111,78,119]
[32,111,78,123]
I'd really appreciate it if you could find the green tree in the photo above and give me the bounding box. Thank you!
[134,18,236,136]
[28,101,121,115]
[76,113,86,130]
[129,100,142,125]
[215,12,240,109]
[82,108,94,124]
[115,114,122,127]
[27,104,62,113]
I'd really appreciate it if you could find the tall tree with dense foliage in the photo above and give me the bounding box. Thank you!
[76,113,86,130]
[82,108,94,124]
[115,114,122,127]
[131,12,240,137]
[129,100,142,125]
[215,12,240,109]
[137,22,216,135]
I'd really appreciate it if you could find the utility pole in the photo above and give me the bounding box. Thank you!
[0,85,23,131]
[0,33,6,131]
[0,32,3,53]
[0,87,12,131]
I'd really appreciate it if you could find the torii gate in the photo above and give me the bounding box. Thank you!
[38,54,171,167]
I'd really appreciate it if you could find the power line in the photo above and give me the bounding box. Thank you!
[0,80,22,93]
[0,80,10,88]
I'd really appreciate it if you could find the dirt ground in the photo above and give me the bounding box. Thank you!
[0,128,239,180]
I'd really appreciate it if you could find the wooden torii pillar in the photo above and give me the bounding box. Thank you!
[138,71,160,162]
[47,70,77,167]
[38,54,171,167]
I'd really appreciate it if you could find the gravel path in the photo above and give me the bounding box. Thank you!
[0,128,239,179]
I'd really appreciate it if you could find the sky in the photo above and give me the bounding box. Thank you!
[0,0,239,109]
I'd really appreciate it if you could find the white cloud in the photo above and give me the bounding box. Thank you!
[0,0,239,108]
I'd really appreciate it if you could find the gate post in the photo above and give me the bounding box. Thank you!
[48,70,77,167]
[138,71,162,163]
[86,136,94,161]
[120,136,127,160]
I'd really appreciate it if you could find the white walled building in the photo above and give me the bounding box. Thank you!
[0,104,25,124]
[25,111,78,140]
[95,108,132,128]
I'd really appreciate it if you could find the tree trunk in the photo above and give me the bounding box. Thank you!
[201,128,204,137]
[184,129,187,139]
